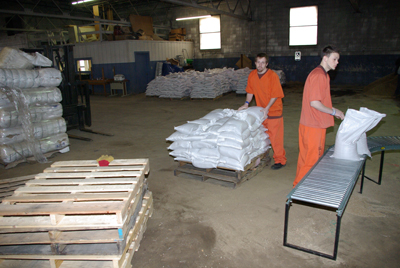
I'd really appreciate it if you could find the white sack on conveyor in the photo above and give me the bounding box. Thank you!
[37,68,62,87]
[0,132,69,164]
[332,107,386,161]
[0,103,63,128]
[0,117,66,144]
[0,87,62,107]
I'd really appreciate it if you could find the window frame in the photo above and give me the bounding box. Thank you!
[199,15,221,50]
[75,58,92,74]
[289,6,318,47]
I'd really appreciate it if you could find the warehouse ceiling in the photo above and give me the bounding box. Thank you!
[0,0,252,33]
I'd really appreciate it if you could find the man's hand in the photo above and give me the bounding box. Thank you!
[261,108,269,119]
[334,109,345,120]
[238,103,249,111]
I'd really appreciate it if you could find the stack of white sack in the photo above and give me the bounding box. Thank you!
[0,47,69,165]
[332,107,386,161]
[158,73,193,98]
[190,72,223,99]
[166,107,271,171]
[234,68,252,94]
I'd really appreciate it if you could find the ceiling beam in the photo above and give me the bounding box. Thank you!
[162,0,252,20]
[0,9,131,25]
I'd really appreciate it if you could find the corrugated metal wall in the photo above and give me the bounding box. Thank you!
[74,40,194,64]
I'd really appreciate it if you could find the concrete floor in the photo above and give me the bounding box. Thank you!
[2,83,400,268]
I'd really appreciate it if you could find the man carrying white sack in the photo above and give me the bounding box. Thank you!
[238,53,287,170]
[293,45,345,187]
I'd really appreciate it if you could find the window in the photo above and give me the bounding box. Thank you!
[289,6,318,46]
[76,59,92,73]
[199,15,221,50]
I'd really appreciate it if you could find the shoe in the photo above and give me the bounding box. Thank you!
[271,163,286,170]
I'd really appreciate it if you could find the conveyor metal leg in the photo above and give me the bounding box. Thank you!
[283,201,342,260]
[363,151,385,186]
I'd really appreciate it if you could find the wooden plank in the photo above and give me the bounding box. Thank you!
[15,184,136,194]
[35,171,143,179]
[50,159,150,174]
[0,202,125,216]
[25,178,140,186]
[2,193,131,204]
[0,175,36,185]
[44,166,146,173]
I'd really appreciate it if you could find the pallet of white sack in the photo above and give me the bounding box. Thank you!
[1,147,70,170]
[174,151,271,188]
[0,192,153,268]
[0,175,146,232]
[0,174,36,201]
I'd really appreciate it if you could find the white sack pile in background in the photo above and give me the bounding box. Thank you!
[332,107,386,161]
[234,68,252,94]
[166,107,271,171]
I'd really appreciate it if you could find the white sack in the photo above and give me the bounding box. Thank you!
[332,107,386,161]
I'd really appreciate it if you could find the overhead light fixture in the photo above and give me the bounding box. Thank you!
[72,0,96,5]
[176,15,211,21]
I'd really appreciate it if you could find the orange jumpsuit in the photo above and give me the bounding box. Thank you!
[293,66,334,187]
[246,69,286,165]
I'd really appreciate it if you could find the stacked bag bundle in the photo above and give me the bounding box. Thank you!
[0,47,69,166]
[166,107,271,171]
[233,67,252,94]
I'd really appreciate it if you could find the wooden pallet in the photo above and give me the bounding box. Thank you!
[0,159,151,253]
[0,175,36,201]
[174,151,271,188]
[0,191,153,268]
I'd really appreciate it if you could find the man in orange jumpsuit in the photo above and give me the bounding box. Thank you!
[293,45,345,187]
[238,53,286,170]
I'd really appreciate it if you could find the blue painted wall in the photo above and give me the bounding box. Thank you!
[194,55,398,85]
[88,61,159,95]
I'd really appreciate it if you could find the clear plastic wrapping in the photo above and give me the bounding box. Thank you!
[0,117,66,144]
[0,87,62,106]
[0,103,63,129]
[0,133,69,164]
[0,68,62,88]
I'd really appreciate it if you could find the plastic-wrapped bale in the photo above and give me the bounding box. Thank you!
[0,47,52,69]
[0,87,62,106]
[0,117,66,144]
[167,107,271,171]
[0,103,63,129]
[0,69,40,89]
[0,132,69,164]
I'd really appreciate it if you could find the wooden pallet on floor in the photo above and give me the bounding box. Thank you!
[0,175,36,201]
[174,151,271,188]
[0,191,153,268]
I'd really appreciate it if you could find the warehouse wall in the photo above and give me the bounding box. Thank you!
[74,40,194,94]
[170,0,400,85]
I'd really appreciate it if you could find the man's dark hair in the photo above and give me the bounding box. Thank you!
[321,45,339,58]
[256,53,269,62]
